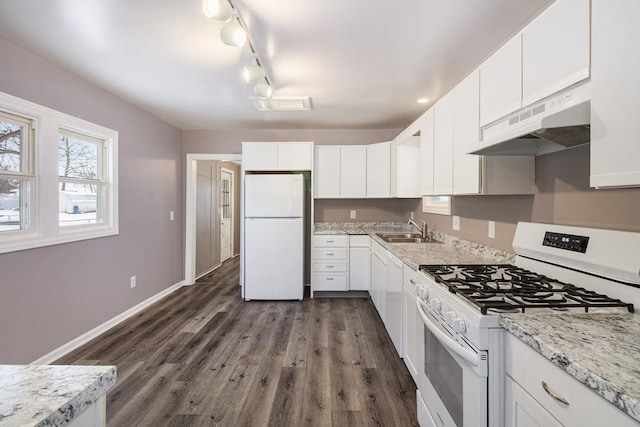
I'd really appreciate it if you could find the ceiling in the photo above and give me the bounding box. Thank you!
[0,0,552,131]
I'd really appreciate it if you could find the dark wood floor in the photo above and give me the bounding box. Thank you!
[55,257,418,426]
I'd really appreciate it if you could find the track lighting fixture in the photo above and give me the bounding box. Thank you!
[202,0,232,22]
[220,16,246,47]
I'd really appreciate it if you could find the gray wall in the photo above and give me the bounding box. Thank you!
[0,39,184,363]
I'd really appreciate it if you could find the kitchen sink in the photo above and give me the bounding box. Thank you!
[376,233,442,244]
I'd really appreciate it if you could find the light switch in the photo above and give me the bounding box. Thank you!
[350,210,356,219]
[169,211,175,221]
[453,216,460,231]
[488,221,495,238]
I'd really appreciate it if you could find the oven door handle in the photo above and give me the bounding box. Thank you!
[416,299,480,367]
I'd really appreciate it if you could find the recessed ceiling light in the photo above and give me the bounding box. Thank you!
[417,98,430,104]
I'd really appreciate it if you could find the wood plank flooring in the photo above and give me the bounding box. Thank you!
[55,257,418,426]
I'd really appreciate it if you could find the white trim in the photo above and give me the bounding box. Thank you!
[195,262,222,280]
[184,153,242,286]
[31,280,185,365]
[220,166,234,263]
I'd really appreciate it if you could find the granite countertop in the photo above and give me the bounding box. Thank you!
[0,364,117,427]
[314,221,515,268]
[500,312,640,423]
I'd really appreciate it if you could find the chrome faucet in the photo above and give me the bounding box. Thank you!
[408,217,428,240]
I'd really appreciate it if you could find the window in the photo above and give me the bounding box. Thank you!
[58,130,106,227]
[422,196,452,216]
[0,111,34,234]
[0,91,118,254]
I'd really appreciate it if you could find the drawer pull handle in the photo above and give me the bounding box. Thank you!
[326,265,334,268]
[542,381,569,405]
[326,240,334,243]
[327,253,334,256]
[409,279,417,284]
[327,278,334,281]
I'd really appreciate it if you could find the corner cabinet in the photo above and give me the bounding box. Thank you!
[590,0,640,189]
[366,142,392,198]
[242,142,313,171]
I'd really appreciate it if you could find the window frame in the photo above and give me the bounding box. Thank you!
[0,91,118,254]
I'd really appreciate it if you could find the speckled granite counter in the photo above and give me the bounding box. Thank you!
[0,364,116,427]
[500,313,640,423]
[314,222,515,268]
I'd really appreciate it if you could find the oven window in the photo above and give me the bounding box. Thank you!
[425,325,463,426]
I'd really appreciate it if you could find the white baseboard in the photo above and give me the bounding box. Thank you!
[31,280,185,365]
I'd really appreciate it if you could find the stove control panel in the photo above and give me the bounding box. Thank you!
[543,231,589,253]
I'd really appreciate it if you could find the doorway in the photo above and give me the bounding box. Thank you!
[220,167,233,263]
[185,153,242,285]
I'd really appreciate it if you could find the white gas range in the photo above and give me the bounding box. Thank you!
[413,222,640,427]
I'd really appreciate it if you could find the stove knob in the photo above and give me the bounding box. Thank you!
[419,286,429,300]
[445,311,458,326]
[430,298,442,312]
[454,319,467,334]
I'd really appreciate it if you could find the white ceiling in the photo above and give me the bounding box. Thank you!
[0,0,552,130]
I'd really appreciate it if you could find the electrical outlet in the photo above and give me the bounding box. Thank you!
[130,276,136,288]
[453,215,460,231]
[350,210,356,219]
[169,211,175,221]
[488,221,496,239]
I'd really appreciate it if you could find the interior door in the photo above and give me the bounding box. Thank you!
[220,168,232,263]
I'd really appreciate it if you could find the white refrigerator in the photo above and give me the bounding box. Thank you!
[243,173,304,301]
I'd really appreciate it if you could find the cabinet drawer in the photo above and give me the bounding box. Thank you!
[349,235,370,247]
[313,261,347,273]
[313,235,347,248]
[312,274,348,291]
[313,248,347,260]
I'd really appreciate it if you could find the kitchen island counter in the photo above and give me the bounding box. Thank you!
[500,312,640,423]
[0,364,116,427]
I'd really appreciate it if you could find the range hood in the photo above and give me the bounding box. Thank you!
[470,81,591,156]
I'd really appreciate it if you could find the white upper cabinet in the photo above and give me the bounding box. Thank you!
[590,0,640,188]
[391,136,421,198]
[366,141,391,198]
[314,145,341,198]
[419,108,435,196]
[479,35,522,126]
[522,0,590,107]
[243,142,313,171]
[433,90,454,195]
[340,145,367,198]
[452,70,481,195]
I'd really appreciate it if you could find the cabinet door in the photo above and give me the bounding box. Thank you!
[366,142,391,198]
[242,142,278,171]
[452,70,481,195]
[314,145,341,198]
[395,138,421,198]
[370,242,387,317]
[590,0,640,188]
[419,108,435,196]
[479,34,522,126]
[349,246,370,291]
[278,142,313,170]
[402,266,418,381]
[505,376,563,427]
[522,0,590,107]
[433,92,454,195]
[385,254,403,355]
[340,145,367,198]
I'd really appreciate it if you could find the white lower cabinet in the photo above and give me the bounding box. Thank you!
[370,241,388,317]
[348,235,370,291]
[505,334,638,426]
[312,235,348,292]
[402,264,419,381]
[385,251,403,356]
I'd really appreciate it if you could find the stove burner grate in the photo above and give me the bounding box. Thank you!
[419,264,635,315]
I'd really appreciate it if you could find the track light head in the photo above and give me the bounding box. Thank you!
[253,81,273,98]
[220,17,247,47]
[202,0,233,21]
[243,64,265,83]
